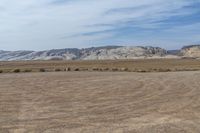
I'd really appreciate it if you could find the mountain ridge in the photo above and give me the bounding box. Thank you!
[0,45,200,61]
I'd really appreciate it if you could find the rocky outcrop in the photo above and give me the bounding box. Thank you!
[180,45,200,58]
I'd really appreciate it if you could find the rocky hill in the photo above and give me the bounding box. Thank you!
[0,45,200,61]
[80,46,167,60]
[180,45,200,58]
[0,46,168,61]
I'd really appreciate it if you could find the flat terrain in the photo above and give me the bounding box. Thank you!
[0,59,200,73]
[0,71,200,133]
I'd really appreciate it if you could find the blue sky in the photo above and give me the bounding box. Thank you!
[0,0,200,50]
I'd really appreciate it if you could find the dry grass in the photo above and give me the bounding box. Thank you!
[0,71,200,132]
[0,59,200,73]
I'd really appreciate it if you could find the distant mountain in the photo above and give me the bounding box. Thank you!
[167,50,180,55]
[0,45,200,61]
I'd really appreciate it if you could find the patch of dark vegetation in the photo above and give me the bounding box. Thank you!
[92,67,99,71]
[55,68,62,72]
[24,69,32,72]
[39,68,46,72]
[181,57,197,59]
[0,70,3,73]
[74,68,79,71]
[111,68,118,71]
[13,69,20,73]
[103,68,109,71]
[99,68,103,71]
[150,68,172,72]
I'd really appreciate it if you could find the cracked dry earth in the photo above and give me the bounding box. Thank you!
[0,71,200,133]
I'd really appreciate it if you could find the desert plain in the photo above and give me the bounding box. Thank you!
[1,59,200,73]
[0,59,200,133]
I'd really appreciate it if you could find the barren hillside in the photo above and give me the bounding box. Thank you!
[181,45,200,58]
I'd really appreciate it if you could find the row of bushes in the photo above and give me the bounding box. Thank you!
[42,67,200,72]
[0,67,126,73]
[0,67,198,73]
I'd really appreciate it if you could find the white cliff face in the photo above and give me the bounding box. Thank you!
[181,45,200,58]
[82,46,167,60]
[0,45,181,61]
[0,49,80,61]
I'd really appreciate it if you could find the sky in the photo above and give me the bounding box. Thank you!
[0,0,200,50]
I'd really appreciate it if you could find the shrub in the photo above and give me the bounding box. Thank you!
[99,68,103,71]
[111,68,118,71]
[92,67,99,71]
[152,68,158,72]
[39,68,45,72]
[13,69,20,73]
[103,68,109,71]
[74,68,79,71]
[165,69,171,72]
[156,68,171,72]
[0,70,3,73]
[55,68,61,72]
[24,69,32,72]
[65,67,71,71]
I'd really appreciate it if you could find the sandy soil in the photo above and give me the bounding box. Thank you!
[0,71,200,133]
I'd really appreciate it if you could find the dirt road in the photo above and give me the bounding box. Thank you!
[0,71,200,132]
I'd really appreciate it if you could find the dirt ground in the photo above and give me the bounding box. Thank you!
[0,71,200,133]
